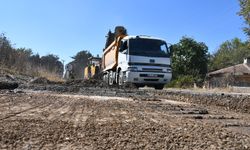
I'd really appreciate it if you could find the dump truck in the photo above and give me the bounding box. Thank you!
[102,26,172,89]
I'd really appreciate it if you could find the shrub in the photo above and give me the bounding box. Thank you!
[166,75,198,88]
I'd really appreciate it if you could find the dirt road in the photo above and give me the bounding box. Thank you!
[0,88,250,150]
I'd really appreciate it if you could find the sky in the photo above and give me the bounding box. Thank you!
[0,0,247,64]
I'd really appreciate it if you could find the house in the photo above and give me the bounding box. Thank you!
[206,58,250,88]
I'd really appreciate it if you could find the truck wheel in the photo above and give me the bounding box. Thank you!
[103,73,109,84]
[118,71,123,86]
[108,71,114,85]
[154,84,164,90]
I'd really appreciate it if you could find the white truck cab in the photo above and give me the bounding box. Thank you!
[116,35,172,89]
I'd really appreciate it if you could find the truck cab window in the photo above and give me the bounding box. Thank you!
[160,43,170,55]
[129,39,170,57]
[120,40,128,53]
[160,44,167,52]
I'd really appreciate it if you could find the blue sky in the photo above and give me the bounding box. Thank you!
[0,0,247,64]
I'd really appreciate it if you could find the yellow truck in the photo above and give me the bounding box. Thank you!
[84,56,101,79]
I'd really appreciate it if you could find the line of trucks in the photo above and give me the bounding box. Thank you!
[82,26,172,90]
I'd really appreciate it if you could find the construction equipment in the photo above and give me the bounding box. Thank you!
[101,26,172,89]
[84,56,101,79]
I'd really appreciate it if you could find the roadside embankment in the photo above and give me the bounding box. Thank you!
[158,89,250,114]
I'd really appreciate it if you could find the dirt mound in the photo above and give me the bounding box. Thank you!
[29,77,53,85]
[0,73,19,90]
[158,90,250,114]
[0,68,32,85]
[0,81,18,89]
[29,77,50,84]
[65,79,109,88]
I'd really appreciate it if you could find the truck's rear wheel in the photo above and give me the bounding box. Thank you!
[118,71,124,86]
[108,71,114,85]
[103,73,109,84]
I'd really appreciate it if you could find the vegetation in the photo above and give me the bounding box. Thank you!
[0,33,63,78]
[166,75,198,88]
[169,37,208,88]
[65,50,92,79]
[206,1,250,72]
[238,0,250,38]
[208,38,249,71]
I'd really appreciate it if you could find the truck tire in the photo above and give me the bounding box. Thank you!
[118,71,123,86]
[154,84,164,90]
[103,73,109,84]
[108,71,114,85]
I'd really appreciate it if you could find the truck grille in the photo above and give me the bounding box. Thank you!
[144,79,159,82]
[142,68,163,72]
[128,62,170,67]
[140,74,164,78]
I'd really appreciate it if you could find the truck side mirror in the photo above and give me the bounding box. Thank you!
[122,49,128,54]
[169,45,173,56]
[119,41,123,52]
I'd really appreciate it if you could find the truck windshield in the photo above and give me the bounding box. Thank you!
[129,38,170,57]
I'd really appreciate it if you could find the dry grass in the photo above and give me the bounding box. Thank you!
[0,67,19,75]
[37,70,65,83]
[0,65,65,83]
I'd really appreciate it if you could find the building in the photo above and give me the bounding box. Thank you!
[206,58,250,88]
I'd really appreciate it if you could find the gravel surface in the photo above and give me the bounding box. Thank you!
[19,78,250,114]
[0,90,250,149]
[1,73,250,149]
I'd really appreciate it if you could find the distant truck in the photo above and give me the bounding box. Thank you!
[102,26,172,89]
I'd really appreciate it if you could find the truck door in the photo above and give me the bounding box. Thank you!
[119,40,128,67]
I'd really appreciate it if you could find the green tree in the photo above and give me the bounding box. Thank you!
[238,0,250,37]
[209,38,249,71]
[0,33,14,67]
[69,50,92,79]
[71,50,92,64]
[41,54,64,75]
[171,37,208,80]
[14,48,32,72]
[0,33,64,77]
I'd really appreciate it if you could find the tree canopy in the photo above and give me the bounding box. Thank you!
[67,50,92,79]
[0,33,64,76]
[171,37,209,79]
[238,0,250,37]
[209,38,250,71]
[71,50,92,65]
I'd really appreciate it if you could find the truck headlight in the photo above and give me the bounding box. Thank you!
[128,67,138,72]
[167,68,172,73]
[164,68,172,73]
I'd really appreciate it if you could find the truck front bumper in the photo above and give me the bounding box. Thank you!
[124,71,172,85]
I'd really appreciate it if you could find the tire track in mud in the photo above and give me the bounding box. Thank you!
[0,95,49,120]
[0,94,80,149]
[0,94,32,110]
[0,104,51,121]
[52,98,79,148]
[32,96,94,149]
[33,97,76,149]
[0,94,56,121]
